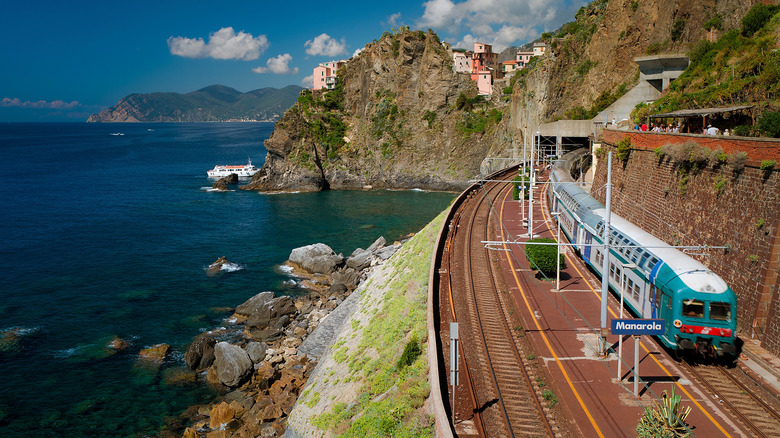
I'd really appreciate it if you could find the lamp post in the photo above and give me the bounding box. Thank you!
[618,262,637,380]
[551,211,562,291]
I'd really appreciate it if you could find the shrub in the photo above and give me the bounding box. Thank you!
[655,146,665,159]
[733,125,755,137]
[730,151,748,173]
[704,14,723,31]
[512,175,530,200]
[616,137,632,162]
[758,111,780,138]
[423,110,437,128]
[525,238,564,276]
[671,18,686,42]
[760,159,777,171]
[741,4,779,37]
[396,335,421,370]
[713,175,726,197]
[709,148,727,167]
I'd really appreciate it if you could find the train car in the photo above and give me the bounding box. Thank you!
[545,149,737,358]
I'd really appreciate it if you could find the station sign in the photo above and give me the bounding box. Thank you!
[611,318,665,335]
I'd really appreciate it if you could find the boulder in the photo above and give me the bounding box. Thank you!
[247,328,284,343]
[138,343,171,362]
[332,267,361,291]
[209,401,236,430]
[245,296,297,330]
[184,335,217,371]
[213,342,253,387]
[367,236,386,252]
[376,245,399,260]
[212,173,239,190]
[206,257,231,277]
[106,336,128,351]
[345,249,372,270]
[235,291,275,317]
[288,243,343,275]
[245,342,268,363]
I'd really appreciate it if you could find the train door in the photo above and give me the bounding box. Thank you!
[582,231,592,261]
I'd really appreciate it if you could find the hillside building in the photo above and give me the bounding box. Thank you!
[312,60,347,91]
[452,49,472,73]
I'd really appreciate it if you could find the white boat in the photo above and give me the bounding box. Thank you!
[207,158,259,178]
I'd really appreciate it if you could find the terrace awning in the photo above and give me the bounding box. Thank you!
[647,105,753,119]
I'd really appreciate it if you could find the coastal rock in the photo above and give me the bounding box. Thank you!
[107,337,129,351]
[235,291,275,317]
[206,257,232,277]
[209,401,236,430]
[162,367,198,386]
[212,173,239,190]
[245,296,297,330]
[331,267,361,291]
[376,245,399,260]
[184,335,217,371]
[366,236,386,252]
[247,328,284,343]
[345,249,372,271]
[138,343,171,362]
[246,342,268,363]
[214,342,253,387]
[288,243,343,275]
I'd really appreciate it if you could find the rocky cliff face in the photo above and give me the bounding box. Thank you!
[500,0,765,141]
[242,30,494,192]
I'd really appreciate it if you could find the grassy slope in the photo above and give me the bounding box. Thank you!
[289,210,446,437]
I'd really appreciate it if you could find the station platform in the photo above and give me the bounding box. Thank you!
[487,169,777,437]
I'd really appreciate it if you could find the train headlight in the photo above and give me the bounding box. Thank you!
[673,319,682,328]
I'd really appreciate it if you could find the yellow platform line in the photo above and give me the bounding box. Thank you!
[538,183,731,437]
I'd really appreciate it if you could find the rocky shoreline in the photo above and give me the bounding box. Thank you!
[162,236,407,437]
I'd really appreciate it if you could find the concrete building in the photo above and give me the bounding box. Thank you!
[502,60,519,76]
[312,60,347,91]
[516,51,534,68]
[533,42,547,57]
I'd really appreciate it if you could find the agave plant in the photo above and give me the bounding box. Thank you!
[637,387,692,437]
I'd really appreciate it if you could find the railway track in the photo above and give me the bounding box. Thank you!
[446,168,553,438]
[682,362,780,437]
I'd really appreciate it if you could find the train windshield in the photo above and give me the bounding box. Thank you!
[710,302,732,321]
[682,299,705,318]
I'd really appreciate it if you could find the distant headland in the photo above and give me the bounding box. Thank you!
[86,84,303,123]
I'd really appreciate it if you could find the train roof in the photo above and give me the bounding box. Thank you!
[551,150,728,295]
[590,209,728,294]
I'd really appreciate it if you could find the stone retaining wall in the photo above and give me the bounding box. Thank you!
[595,129,780,356]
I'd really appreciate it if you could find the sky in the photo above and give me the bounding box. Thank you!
[0,0,584,121]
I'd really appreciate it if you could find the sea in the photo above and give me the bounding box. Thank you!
[0,122,456,436]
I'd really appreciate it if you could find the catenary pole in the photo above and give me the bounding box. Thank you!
[600,152,613,355]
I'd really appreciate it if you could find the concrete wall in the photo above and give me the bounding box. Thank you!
[594,130,780,356]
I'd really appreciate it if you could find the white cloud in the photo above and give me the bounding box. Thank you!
[301,75,314,88]
[352,47,364,58]
[252,53,299,75]
[168,27,269,61]
[1,97,80,109]
[388,12,403,28]
[304,33,347,57]
[417,0,578,51]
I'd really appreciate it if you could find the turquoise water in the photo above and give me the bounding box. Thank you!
[0,122,455,436]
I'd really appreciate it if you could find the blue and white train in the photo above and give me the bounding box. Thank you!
[546,149,737,357]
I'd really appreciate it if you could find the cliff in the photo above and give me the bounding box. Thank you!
[242,30,496,192]
[86,85,303,122]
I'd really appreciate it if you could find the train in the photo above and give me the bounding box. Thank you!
[544,149,737,358]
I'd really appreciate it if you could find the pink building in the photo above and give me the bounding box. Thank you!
[312,60,346,90]
[452,50,472,73]
[502,60,519,75]
[516,51,533,67]
[470,42,499,95]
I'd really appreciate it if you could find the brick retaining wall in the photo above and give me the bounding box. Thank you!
[594,129,780,356]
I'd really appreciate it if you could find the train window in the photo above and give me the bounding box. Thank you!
[639,253,649,268]
[682,299,705,318]
[633,283,640,300]
[710,302,731,321]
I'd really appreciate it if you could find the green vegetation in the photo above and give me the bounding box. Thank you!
[758,112,780,138]
[564,84,628,120]
[311,213,446,437]
[647,5,780,135]
[512,174,531,200]
[713,175,727,197]
[637,388,692,438]
[542,390,558,407]
[756,218,766,229]
[423,110,437,128]
[525,238,565,276]
[616,137,632,163]
[671,18,686,42]
[456,108,503,136]
[760,159,777,171]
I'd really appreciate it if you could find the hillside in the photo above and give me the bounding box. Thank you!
[241,29,500,192]
[86,85,303,122]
